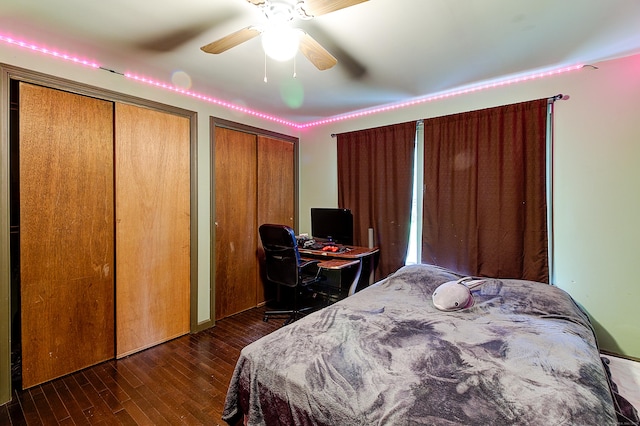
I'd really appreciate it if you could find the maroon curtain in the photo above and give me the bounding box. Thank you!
[337,122,416,279]
[421,99,549,282]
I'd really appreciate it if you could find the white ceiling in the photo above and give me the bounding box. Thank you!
[2,0,640,124]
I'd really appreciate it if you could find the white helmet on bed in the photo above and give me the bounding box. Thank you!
[432,277,485,311]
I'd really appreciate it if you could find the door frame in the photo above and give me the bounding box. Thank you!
[209,117,299,322]
[0,64,199,404]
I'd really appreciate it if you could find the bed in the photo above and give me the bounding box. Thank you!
[222,263,637,425]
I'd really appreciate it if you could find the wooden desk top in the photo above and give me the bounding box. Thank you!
[302,257,360,270]
[299,245,379,259]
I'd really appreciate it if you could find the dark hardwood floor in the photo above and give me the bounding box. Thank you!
[0,306,281,425]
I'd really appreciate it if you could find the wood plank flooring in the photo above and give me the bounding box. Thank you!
[0,306,280,425]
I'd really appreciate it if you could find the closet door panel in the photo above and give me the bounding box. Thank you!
[19,83,115,388]
[115,104,191,358]
[214,127,258,320]
[257,136,295,227]
[256,136,295,303]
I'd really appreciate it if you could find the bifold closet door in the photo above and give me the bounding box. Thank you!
[19,83,115,388]
[256,135,295,227]
[115,104,191,358]
[256,136,295,303]
[214,127,258,320]
[214,128,296,319]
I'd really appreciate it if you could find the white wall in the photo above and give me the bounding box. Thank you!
[298,54,640,359]
[552,55,640,357]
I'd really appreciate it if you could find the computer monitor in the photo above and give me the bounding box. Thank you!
[310,208,353,245]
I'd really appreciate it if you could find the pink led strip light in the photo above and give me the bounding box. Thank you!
[126,64,584,129]
[299,64,584,129]
[1,34,583,129]
[0,34,100,68]
[125,73,298,128]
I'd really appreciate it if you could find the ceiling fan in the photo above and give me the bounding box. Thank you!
[200,0,368,71]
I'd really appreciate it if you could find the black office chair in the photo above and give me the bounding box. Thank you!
[259,223,323,325]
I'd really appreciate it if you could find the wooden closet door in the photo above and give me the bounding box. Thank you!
[115,104,191,358]
[19,83,115,388]
[214,127,258,320]
[256,136,295,303]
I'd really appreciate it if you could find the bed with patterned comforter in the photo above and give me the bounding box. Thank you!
[223,264,635,425]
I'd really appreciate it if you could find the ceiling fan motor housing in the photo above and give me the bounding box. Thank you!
[260,1,314,21]
[263,2,295,23]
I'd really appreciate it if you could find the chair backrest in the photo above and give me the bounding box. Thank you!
[259,224,302,288]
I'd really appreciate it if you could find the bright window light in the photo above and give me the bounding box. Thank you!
[405,122,423,265]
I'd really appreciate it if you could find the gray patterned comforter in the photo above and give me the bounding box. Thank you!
[223,264,619,425]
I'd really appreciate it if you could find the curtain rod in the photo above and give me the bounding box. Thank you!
[331,96,568,137]
[330,119,422,138]
[549,93,569,102]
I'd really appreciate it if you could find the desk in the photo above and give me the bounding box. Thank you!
[299,245,379,296]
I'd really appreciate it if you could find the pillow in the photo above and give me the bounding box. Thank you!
[432,277,485,311]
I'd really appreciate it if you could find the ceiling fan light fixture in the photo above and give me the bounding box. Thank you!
[261,27,300,61]
[294,1,314,19]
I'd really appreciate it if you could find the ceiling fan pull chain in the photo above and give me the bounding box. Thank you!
[264,52,268,83]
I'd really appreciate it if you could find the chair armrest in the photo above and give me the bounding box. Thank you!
[299,258,320,269]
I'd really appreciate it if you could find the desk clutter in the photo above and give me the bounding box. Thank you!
[296,235,349,253]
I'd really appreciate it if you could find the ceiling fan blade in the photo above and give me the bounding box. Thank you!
[300,0,368,17]
[299,21,366,79]
[298,32,337,71]
[200,26,261,54]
